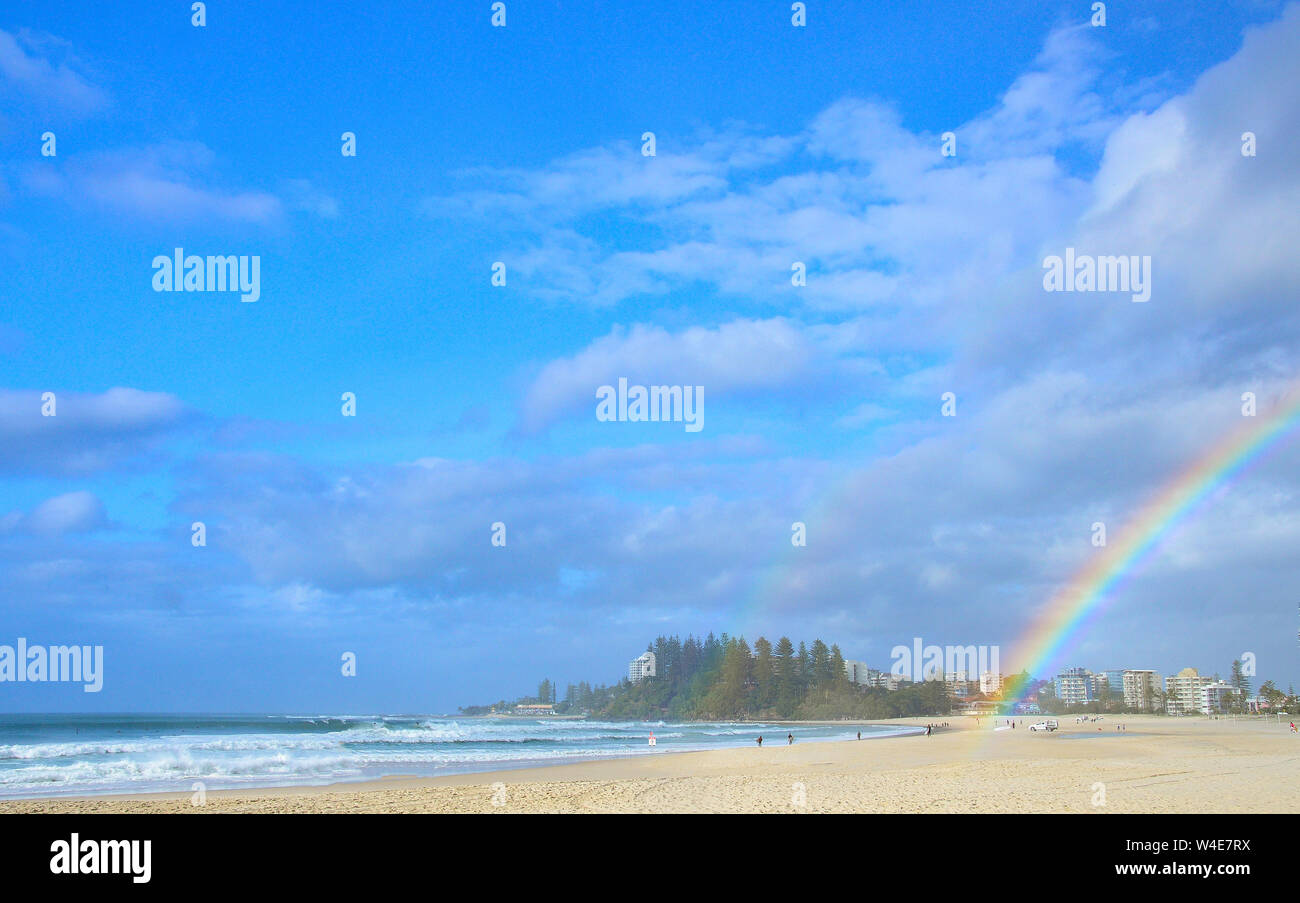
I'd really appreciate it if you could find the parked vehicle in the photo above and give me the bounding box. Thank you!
[1029,720,1059,732]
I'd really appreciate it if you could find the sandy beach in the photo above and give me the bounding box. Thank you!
[3,715,1296,814]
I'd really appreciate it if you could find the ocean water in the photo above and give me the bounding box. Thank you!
[0,714,917,799]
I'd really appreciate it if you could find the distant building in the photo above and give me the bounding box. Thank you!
[1121,670,1162,712]
[980,672,1003,696]
[1165,667,1227,714]
[513,703,555,715]
[1054,667,1094,706]
[1098,669,1127,701]
[865,672,909,691]
[842,659,871,685]
[944,671,975,699]
[1199,681,1240,714]
[629,651,657,683]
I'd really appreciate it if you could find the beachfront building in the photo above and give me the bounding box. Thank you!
[1054,667,1094,706]
[1199,681,1241,714]
[629,651,657,683]
[865,671,909,691]
[1165,667,1215,714]
[513,703,555,715]
[842,659,871,684]
[1096,669,1126,702]
[944,672,975,699]
[979,671,1003,696]
[1121,670,1162,712]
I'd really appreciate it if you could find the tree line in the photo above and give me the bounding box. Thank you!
[459,632,952,720]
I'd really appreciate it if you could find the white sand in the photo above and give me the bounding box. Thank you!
[4,715,1296,814]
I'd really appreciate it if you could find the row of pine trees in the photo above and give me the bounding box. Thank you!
[484,633,952,721]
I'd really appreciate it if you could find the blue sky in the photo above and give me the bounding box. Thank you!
[2,1,1298,712]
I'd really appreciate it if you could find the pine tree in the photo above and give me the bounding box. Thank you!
[753,637,775,707]
[829,644,847,685]
[811,639,832,685]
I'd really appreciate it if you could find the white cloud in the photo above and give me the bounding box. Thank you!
[0,387,189,474]
[519,318,819,432]
[3,491,108,535]
[20,145,343,225]
[0,28,108,115]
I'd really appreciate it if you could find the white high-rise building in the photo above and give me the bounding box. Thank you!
[1199,681,1240,714]
[1054,667,1094,706]
[629,651,656,683]
[843,659,871,684]
[980,672,1003,695]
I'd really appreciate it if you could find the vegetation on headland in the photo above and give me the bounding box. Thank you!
[460,633,954,721]
[458,635,1300,721]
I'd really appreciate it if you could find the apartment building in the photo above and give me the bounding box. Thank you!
[1165,667,1212,714]
[629,651,657,683]
[1054,667,1094,706]
[980,671,1003,695]
[842,659,871,685]
[1199,681,1241,714]
[1121,670,1162,712]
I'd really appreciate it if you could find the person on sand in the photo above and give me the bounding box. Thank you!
[787,733,794,745]
[926,724,932,736]
[756,735,763,746]
[857,731,861,740]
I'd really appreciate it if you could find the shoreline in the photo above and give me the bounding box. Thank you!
[4,714,1296,813]
[0,717,928,804]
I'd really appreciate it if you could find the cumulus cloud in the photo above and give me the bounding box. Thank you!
[0,387,190,475]
[519,318,820,432]
[6,10,1299,691]
[425,25,1114,315]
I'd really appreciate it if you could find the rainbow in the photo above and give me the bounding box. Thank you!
[1005,383,1300,700]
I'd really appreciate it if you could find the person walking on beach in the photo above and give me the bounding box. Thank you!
[787,733,794,745]
[926,724,932,736]
[756,735,763,746]
[857,731,861,740]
